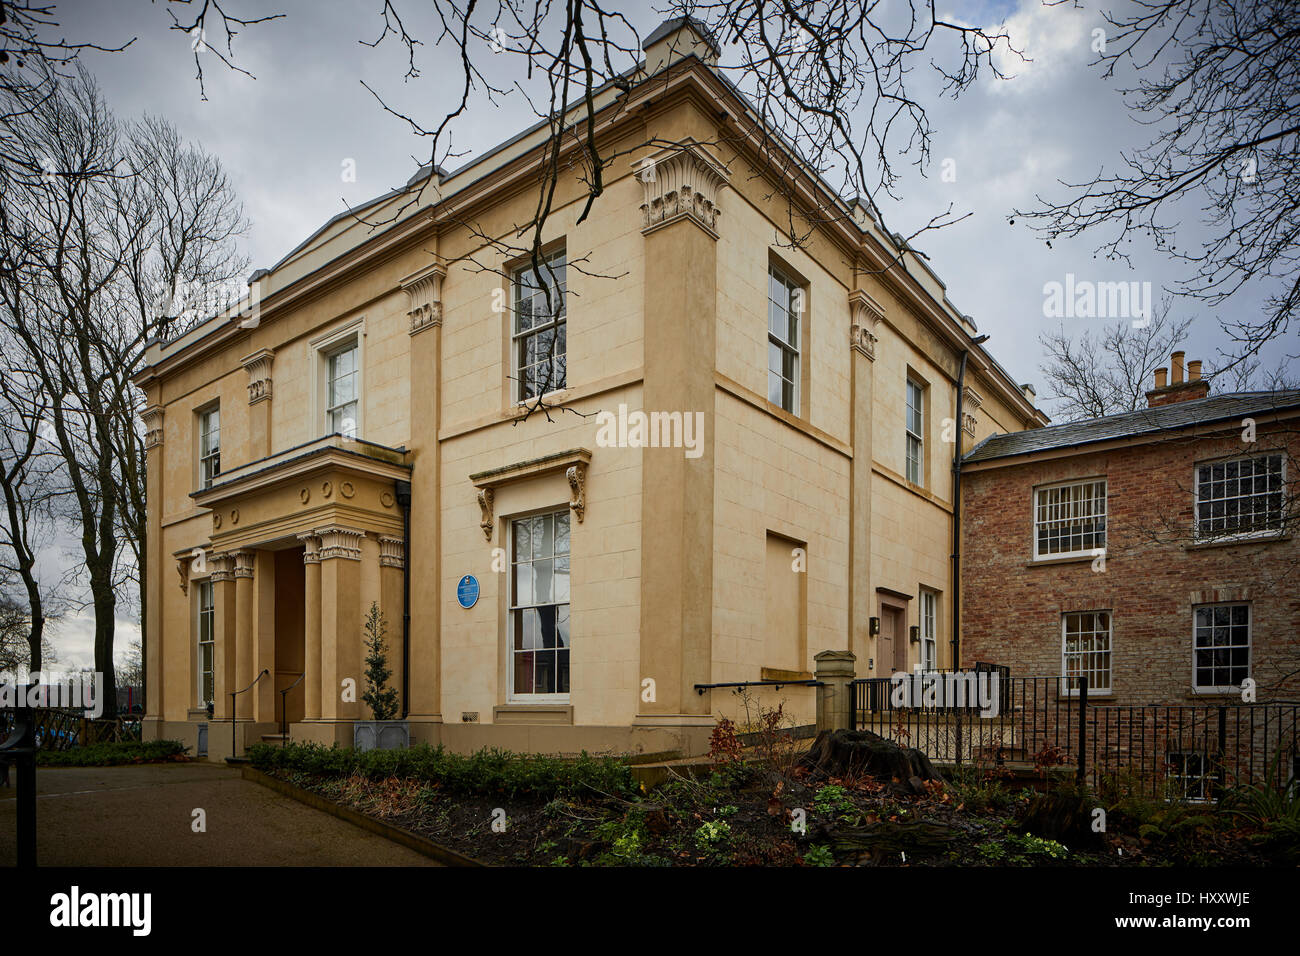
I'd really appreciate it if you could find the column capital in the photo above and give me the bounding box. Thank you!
[401,261,446,335]
[142,405,165,449]
[241,348,274,405]
[298,532,322,564]
[209,553,236,584]
[315,526,364,561]
[232,550,256,579]
[849,289,883,361]
[378,535,405,569]
[634,140,729,237]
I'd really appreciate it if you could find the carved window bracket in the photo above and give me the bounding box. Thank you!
[470,448,593,541]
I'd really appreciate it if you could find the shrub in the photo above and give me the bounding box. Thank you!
[37,739,187,766]
[248,741,634,799]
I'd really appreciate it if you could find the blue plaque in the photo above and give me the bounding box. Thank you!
[456,574,480,609]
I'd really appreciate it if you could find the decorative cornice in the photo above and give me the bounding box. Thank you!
[566,462,587,523]
[208,553,236,584]
[401,261,446,335]
[241,349,274,405]
[298,532,322,565]
[378,535,405,568]
[635,141,729,237]
[142,405,165,449]
[477,487,494,541]
[232,550,256,579]
[849,289,884,361]
[315,526,364,561]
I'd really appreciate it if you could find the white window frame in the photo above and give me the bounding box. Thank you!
[905,378,924,485]
[1166,750,1213,803]
[311,318,365,440]
[507,509,571,703]
[1193,454,1286,542]
[197,404,220,490]
[919,589,938,671]
[1192,602,1251,694]
[767,265,801,414]
[1061,610,1112,696]
[512,249,567,404]
[1033,478,1108,560]
[197,579,215,709]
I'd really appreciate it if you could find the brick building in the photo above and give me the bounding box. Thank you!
[960,353,1300,706]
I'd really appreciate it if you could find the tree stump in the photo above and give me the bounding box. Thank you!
[798,729,944,784]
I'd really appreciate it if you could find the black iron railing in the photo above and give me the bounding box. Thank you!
[852,672,1300,797]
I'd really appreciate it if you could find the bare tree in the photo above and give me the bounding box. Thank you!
[1016,0,1300,377]
[1039,300,1194,421]
[0,63,247,713]
[0,355,66,674]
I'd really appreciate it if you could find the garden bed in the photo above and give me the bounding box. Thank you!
[247,729,1294,867]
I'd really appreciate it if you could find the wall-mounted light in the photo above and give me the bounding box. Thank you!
[869,617,880,636]
[909,625,920,644]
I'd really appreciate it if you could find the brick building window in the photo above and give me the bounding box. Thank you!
[767,265,801,414]
[509,509,570,700]
[513,248,566,402]
[1062,610,1111,694]
[1193,603,1250,691]
[1167,751,1212,802]
[1034,479,1106,559]
[1194,454,1285,540]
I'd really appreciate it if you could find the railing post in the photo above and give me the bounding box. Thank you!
[1076,676,1088,788]
[814,650,856,733]
[1216,705,1227,794]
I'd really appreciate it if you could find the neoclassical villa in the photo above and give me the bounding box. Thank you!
[134,18,1046,759]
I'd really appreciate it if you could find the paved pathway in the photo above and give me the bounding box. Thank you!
[0,762,437,866]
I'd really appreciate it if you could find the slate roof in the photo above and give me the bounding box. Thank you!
[964,390,1300,464]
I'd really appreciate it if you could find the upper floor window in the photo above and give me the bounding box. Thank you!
[513,249,566,402]
[325,342,359,437]
[1062,610,1111,695]
[1034,479,1107,559]
[509,509,571,700]
[198,405,220,489]
[1193,603,1250,692]
[905,378,924,484]
[767,266,801,413]
[1194,454,1285,540]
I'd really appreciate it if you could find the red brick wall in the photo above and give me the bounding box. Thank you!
[961,423,1300,705]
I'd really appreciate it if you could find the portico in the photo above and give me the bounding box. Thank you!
[179,435,411,757]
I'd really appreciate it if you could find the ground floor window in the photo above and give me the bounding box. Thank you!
[1193,603,1250,691]
[197,580,215,708]
[920,589,938,671]
[509,509,571,699]
[1062,610,1111,694]
[1167,750,1213,802]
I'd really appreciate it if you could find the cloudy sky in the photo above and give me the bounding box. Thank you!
[39,0,1296,667]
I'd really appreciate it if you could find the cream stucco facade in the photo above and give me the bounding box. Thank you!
[134,20,1047,761]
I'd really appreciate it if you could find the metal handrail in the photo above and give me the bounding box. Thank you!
[228,669,269,760]
[693,679,822,696]
[279,671,307,744]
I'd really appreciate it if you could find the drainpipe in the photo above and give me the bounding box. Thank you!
[951,334,989,670]
[395,479,412,719]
